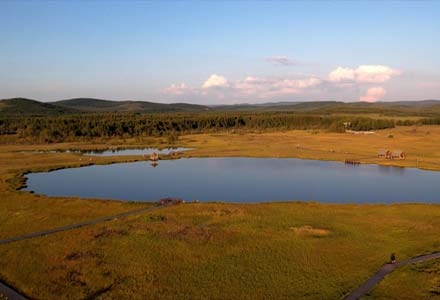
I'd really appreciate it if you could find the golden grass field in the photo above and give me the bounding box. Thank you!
[0,125,439,299]
[365,258,440,300]
[179,125,440,171]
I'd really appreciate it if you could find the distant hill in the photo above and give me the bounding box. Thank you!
[212,101,341,112]
[1,97,439,117]
[377,100,440,107]
[54,98,211,113]
[267,101,343,111]
[0,98,211,116]
[301,100,440,117]
[0,98,80,116]
[213,100,440,116]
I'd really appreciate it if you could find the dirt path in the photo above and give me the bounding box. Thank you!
[344,252,440,300]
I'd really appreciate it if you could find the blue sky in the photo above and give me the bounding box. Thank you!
[1,1,439,103]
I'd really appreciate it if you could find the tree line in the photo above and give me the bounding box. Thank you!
[0,111,425,143]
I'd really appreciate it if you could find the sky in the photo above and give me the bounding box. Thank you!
[0,1,439,104]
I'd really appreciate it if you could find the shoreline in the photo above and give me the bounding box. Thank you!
[14,152,440,206]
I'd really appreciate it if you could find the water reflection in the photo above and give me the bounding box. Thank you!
[24,158,440,204]
[377,165,406,176]
[149,161,159,168]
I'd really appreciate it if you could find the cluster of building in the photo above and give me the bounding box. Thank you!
[378,149,406,160]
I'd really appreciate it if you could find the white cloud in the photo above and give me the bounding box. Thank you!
[164,74,322,100]
[355,65,401,83]
[164,65,402,102]
[202,74,229,88]
[328,67,355,82]
[360,87,386,102]
[267,56,297,66]
[163,83,194,95]
[329,65,400,83]
[235,76,321,98]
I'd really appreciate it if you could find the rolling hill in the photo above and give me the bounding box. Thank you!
[54,98,211,113]
[0,98,80,115]
[1,97,439,116]
[0,98,211,115]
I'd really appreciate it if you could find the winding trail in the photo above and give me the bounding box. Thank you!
[1,203,439,300]
[0,203,167,299]
[0,204,165,245]
[344,252,440,300]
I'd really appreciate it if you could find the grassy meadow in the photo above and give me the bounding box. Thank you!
[178,125,440,171]
[0,126,439,299]
[1,203,440,300]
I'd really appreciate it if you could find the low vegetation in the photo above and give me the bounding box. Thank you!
[366,259,440,300]
[0,147,150,239]
[1,202,440,300]
[178,125,440,171]
[0,126,439,299]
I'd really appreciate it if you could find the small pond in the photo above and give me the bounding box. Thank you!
[79,147,192,156]
[23,158,440,203]
[25,147,192,156]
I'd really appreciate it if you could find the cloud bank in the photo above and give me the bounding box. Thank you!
[164,64,401,103]
[329,65,400,83]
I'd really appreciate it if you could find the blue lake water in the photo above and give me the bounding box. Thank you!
[24,158,440,203]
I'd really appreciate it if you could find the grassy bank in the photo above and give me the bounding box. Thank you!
[0,126,439,299]
[0,148,153,239]
[177,125,440,171]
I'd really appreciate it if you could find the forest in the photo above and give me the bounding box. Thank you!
[1,111,436,143]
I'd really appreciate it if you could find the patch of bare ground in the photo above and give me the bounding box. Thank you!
[290,225,332,237]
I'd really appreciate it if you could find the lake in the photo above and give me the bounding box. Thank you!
[23,158,440,203]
